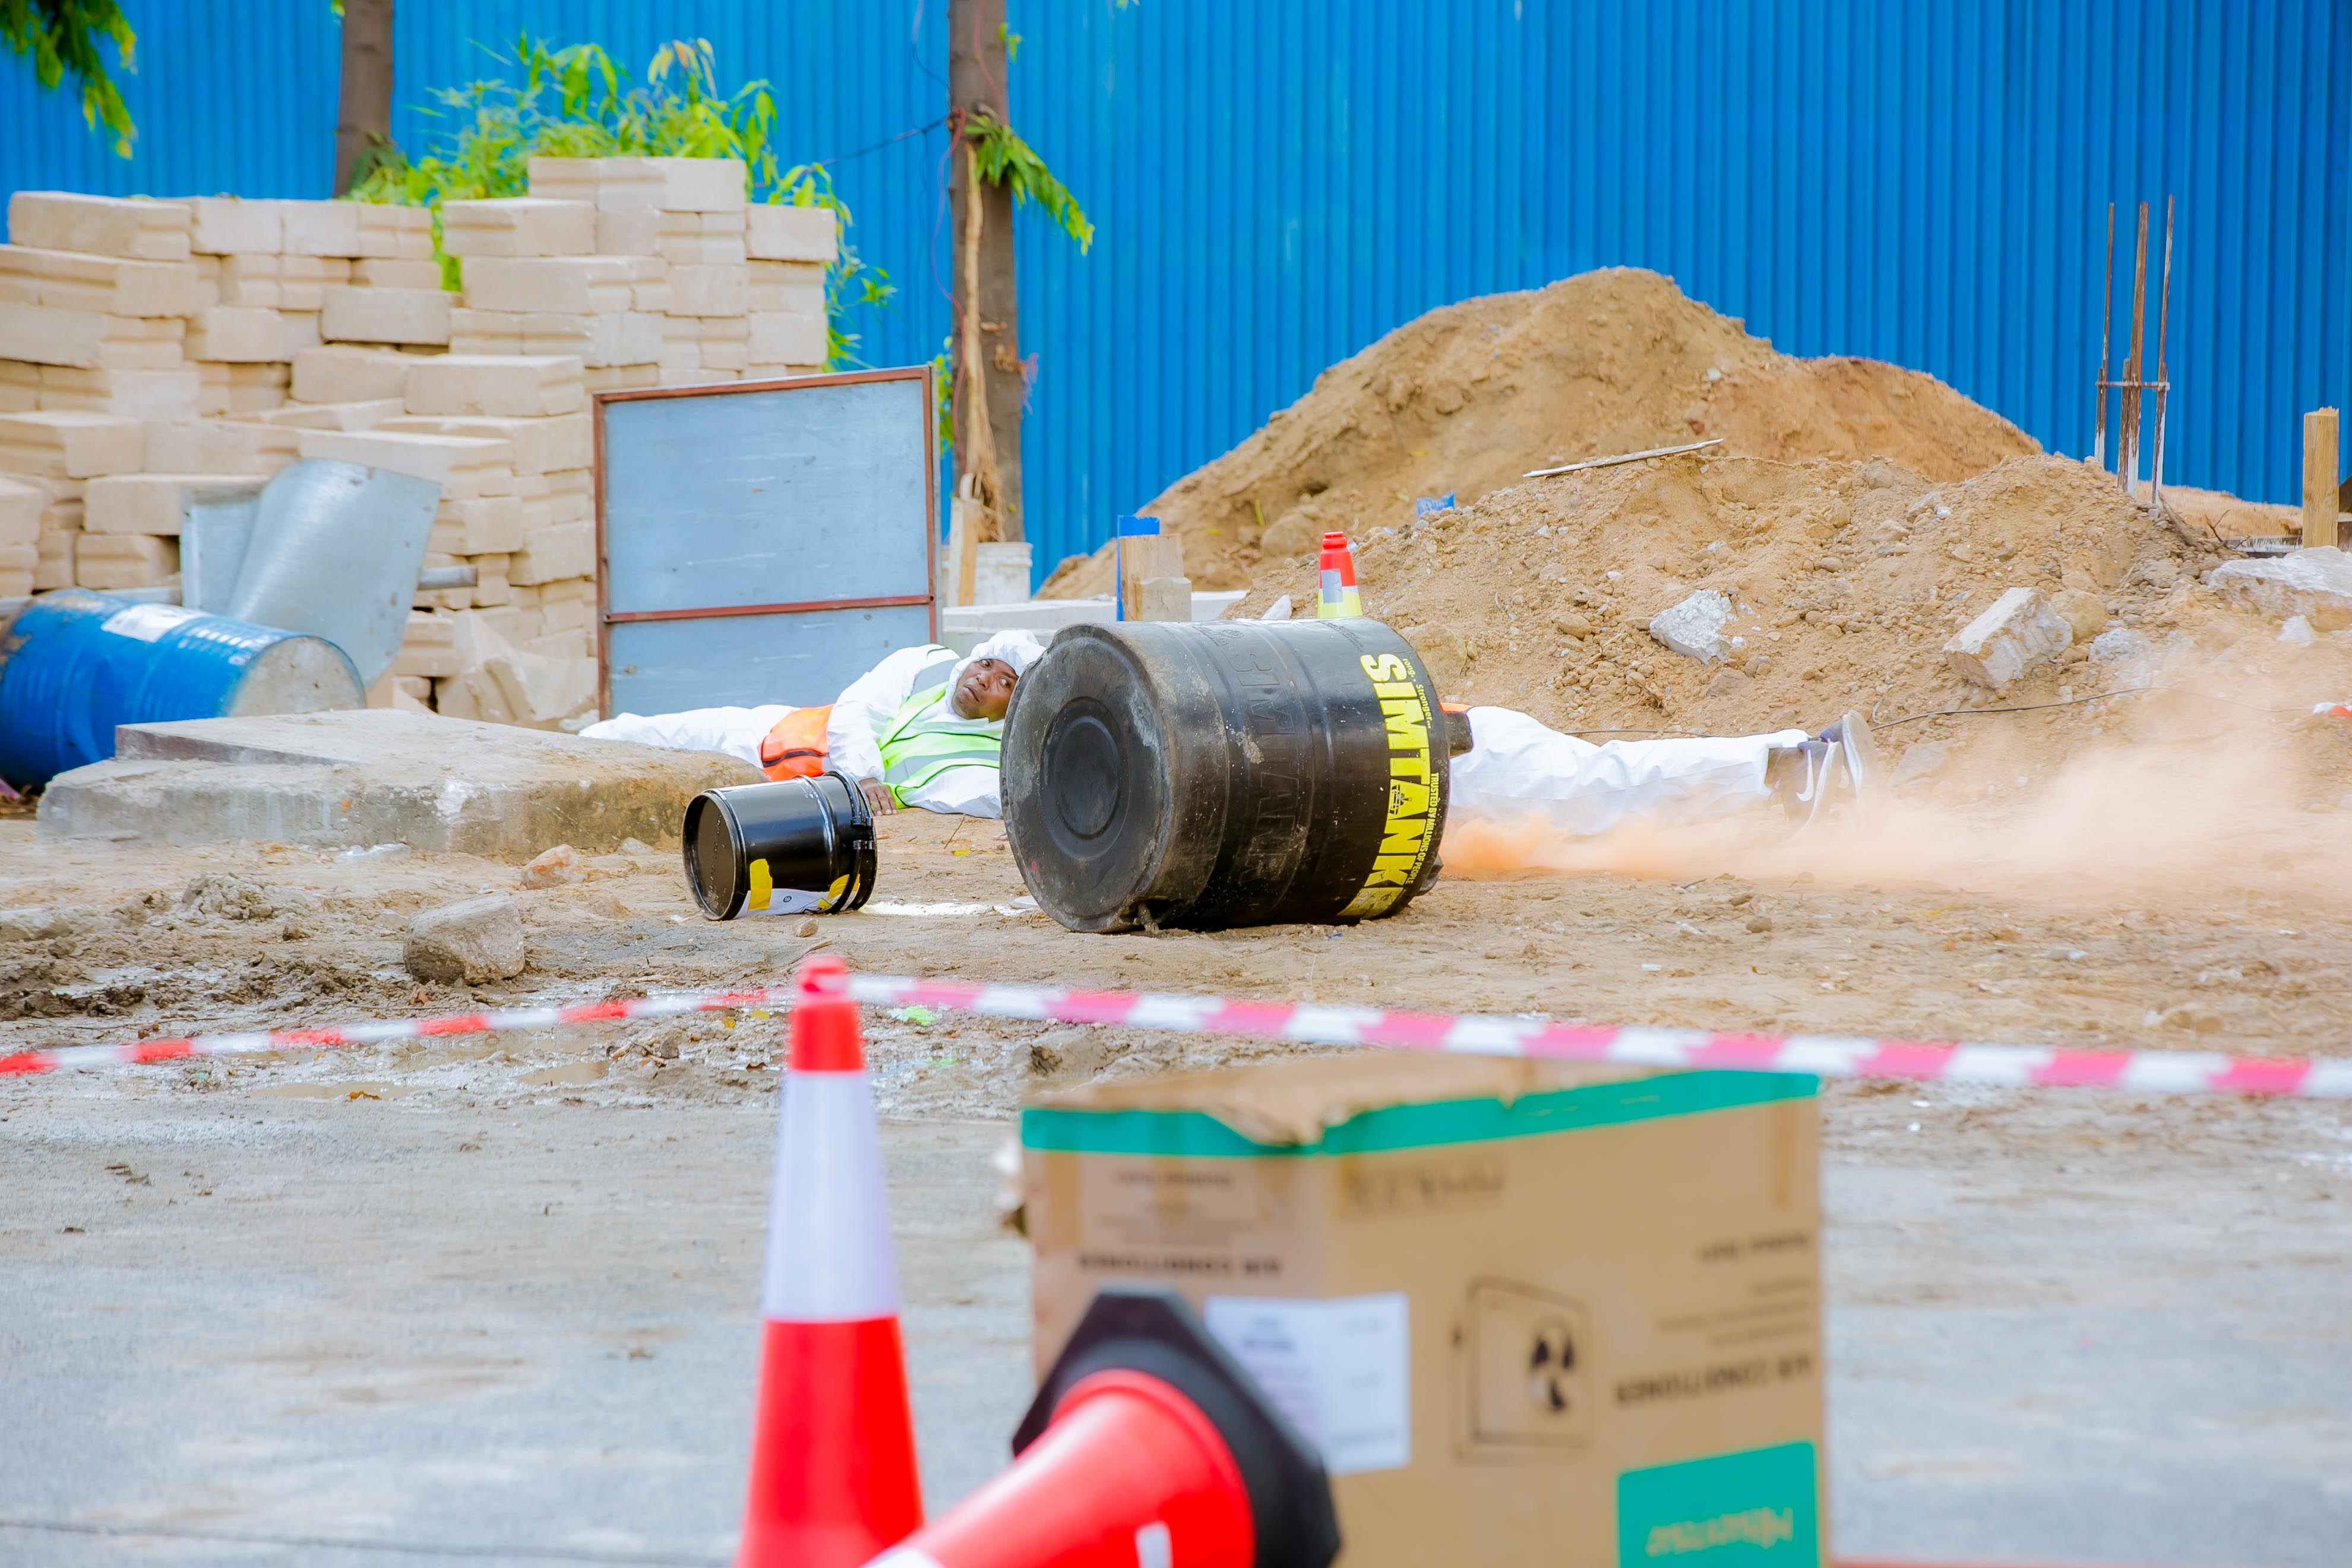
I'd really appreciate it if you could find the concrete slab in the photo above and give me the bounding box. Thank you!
[36,709,760,858]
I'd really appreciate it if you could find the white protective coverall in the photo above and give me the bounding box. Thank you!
[1449,706,1810,836]
[580,631,1048,818]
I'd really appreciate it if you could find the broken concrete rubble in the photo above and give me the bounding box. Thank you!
[404,894,527,984]
[1943,586,2072,689]
[34,709,758,858]
[1648,588,1741,664]
[2206,546,2352,630]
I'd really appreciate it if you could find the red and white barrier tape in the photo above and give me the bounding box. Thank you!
[2,972,2347,1098]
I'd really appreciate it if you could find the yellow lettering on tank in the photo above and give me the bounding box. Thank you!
[1381,696,1427,751]
[746,857,773,912]
[1349,650,1441,906]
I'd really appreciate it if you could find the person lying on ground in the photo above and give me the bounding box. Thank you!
[580,631,1047,818]
[1448,704,1880,835]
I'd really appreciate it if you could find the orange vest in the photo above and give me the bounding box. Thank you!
[758,704,834,780]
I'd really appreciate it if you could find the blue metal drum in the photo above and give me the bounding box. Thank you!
[0,590,364,788]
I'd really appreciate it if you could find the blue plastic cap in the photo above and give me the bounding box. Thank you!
[1115,514,1162,536]
[1414,494,1456,516]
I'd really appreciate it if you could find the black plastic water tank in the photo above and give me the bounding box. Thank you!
[1001,618,1466,932]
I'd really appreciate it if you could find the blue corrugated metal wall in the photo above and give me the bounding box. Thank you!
[5,1,2347,581]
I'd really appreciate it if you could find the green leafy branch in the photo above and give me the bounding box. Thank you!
[2,0,136,157]
[961,107,1092,252]
[346,33,893,368]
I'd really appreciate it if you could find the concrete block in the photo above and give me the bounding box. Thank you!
[666,264,747,317]
[0,245,203,316]
[1944,586,2073,689]
[0,411,144,476]
[523,159,600,204]
[1648,589,1744,663]
[297,427,509,493]
[320,284,453,346]
[277,255,335,312]
[441,198,596,258]
[37,365,201,420]
[747,260,827,314]
[655,234,748,266]
[393,611,460,678]
[74,530,178,587]
[192,362,291,418]
[403,894,527,983]
[185,306,284,362]
[582,363,659,393]
[747,312,827,368]
[143,419,302,476]
[35,527,75,588]
[39,710,759,854]
[353,202,433,260]
[508,520,595,585]
[460,256,635,315]
[276,310,323,360]
[745,204,839,264]
[403,355,586,418]
[202,252,282,308]
[0,360,37,412]
[279,200,363,258]
[84,472,258,534]
[378,412,589,475]
[2207,546,2352,625]
[252,397,403,432]
[0,304,140,368]
[291,345,417,406]
[644,157,747,212]
[0,475,42,547]
[8,192,191,261]
[429,495,525,555]
[352,258,444,289]
[176,196,283,255]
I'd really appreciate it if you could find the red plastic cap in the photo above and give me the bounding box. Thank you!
[1319,531,1349,551]
[789,954,866,1073]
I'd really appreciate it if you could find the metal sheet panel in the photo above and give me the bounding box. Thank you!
[596,368,936,716]
[5,0,2345,562]
[600,377,932,615]
[604,603,937,719]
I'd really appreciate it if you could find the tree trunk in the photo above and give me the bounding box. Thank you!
[948,0,1023,543]
[334,0,396,195]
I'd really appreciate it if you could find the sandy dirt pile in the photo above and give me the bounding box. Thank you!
[1042,267,2038,594]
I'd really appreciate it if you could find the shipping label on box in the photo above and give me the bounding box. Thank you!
[1025,1054,1826,1567]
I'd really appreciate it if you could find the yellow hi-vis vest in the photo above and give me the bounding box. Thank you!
[875,655,1003,805]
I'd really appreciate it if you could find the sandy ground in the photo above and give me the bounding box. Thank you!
[3,807,2350,1563]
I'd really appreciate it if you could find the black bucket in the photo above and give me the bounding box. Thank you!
[680,771,877,921]
[1001,619,1472,932]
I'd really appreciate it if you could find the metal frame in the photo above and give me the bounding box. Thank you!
[2093,197,2175,516]
[591,365,939,716]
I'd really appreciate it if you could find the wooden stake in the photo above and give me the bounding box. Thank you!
[2121,201,2149,495]
[2306,409,2341,551]
[2095,203,2113,473]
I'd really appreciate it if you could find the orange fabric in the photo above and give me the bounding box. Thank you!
[759,705,834,781]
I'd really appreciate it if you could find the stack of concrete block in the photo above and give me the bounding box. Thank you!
[0,410,145,589]
[0,160,829,728]
[1,193,201,421]
[518,156,832,386]
[0,475,42,595]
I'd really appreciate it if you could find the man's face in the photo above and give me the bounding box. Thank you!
[950,657,1018,720]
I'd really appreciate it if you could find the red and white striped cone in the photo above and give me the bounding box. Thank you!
[736,954,924,1568]
[1315,530,1362,618]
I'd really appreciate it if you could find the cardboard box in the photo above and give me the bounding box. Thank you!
[1025,1054,1825,1568]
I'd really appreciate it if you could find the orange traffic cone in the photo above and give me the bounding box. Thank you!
[1315,530,1362,618]
[736,954,922,1568]
[865,1288,1339,1568]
